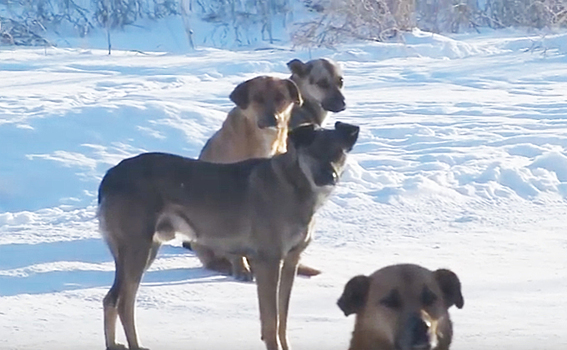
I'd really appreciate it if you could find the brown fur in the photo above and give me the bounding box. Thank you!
[98,122,360,350]
[287,58,346,129]
[338,264,464,350]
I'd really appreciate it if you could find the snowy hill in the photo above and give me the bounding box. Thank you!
[1,28,567,350]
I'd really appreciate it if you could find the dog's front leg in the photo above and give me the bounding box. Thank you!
[253,257,283,350]
[278,245,304,350]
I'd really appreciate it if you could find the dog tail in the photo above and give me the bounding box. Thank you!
[297,263,321,277]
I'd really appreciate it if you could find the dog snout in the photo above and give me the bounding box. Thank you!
[410,315,431,349]
[396,314,432,350]
[322,92,346,113]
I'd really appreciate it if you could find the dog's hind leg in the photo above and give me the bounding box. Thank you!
[102,228,129,350]
[103,256,125,350]
[253,257,282,350]
[190,242,230,273]
[117,237,154,350]
[277,248,302,350]
[145,242,160,271]
[190,242,254,281]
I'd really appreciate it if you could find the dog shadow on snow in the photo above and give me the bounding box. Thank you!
[0,238,224,297]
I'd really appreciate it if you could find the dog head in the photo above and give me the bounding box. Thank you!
[288,122,358,189]
[287,58,345,113]
[230,76,302,129]
[338,264,464,350]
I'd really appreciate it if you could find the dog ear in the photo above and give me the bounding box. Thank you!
[287,59,309,77]
[337,275,370,316]
[335,122,359,151]
[433,269,464,309]
[285,79,303,106]
[229,80,250,109]
[288,124,317,149]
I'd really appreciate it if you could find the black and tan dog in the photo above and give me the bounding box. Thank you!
[287,58,346,128]
[98,122,359,350]
[338,264,464,350]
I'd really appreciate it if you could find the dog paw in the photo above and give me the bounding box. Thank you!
[230,257,254,282]
[106,344,128,350]
[233,267,254,282]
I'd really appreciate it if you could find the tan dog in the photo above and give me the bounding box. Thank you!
[199,75,302,163]
[287,58,346,129]
[338,264,464,350]
[98,122,360,350]
[186,75,321,280]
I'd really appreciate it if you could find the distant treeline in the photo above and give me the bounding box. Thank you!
[0,0,566,47]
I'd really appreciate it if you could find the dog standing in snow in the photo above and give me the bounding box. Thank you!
[98,122,359,350]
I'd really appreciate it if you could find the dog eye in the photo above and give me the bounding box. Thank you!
[421,287,438,307]
[380,290,402,309]
[317,80,330,89]
[338,77,344,88]
[254,95,264,104]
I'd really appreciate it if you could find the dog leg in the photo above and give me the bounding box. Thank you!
[145,242,160,271]
[117,241,153,350]
[229,255,253,282]
[191,242,233,274]
[190,242,253,281]
[278,248,302,350]
[253,258,282,350]
[103,258,124,350]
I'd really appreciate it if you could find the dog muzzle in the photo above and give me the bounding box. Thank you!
[396,313,434,350]
[322,93,346,113]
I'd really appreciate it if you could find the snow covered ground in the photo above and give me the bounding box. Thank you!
[1,28,567,350]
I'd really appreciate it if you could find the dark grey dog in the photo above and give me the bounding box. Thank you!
[98,122,359,350]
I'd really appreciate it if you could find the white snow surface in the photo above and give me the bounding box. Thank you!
[1,27,567,350]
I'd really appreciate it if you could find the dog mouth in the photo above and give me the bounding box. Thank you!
[395,343,432,350]
[411,344,432,350]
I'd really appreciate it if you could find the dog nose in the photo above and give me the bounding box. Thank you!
[322,92,346,113]
[333,94,346,112]
[409,314,430,349]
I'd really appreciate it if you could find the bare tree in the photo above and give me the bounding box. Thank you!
[179,0,194,48]
[417,0,480,33]
[484,0,566,29]
[291,0,404,48]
